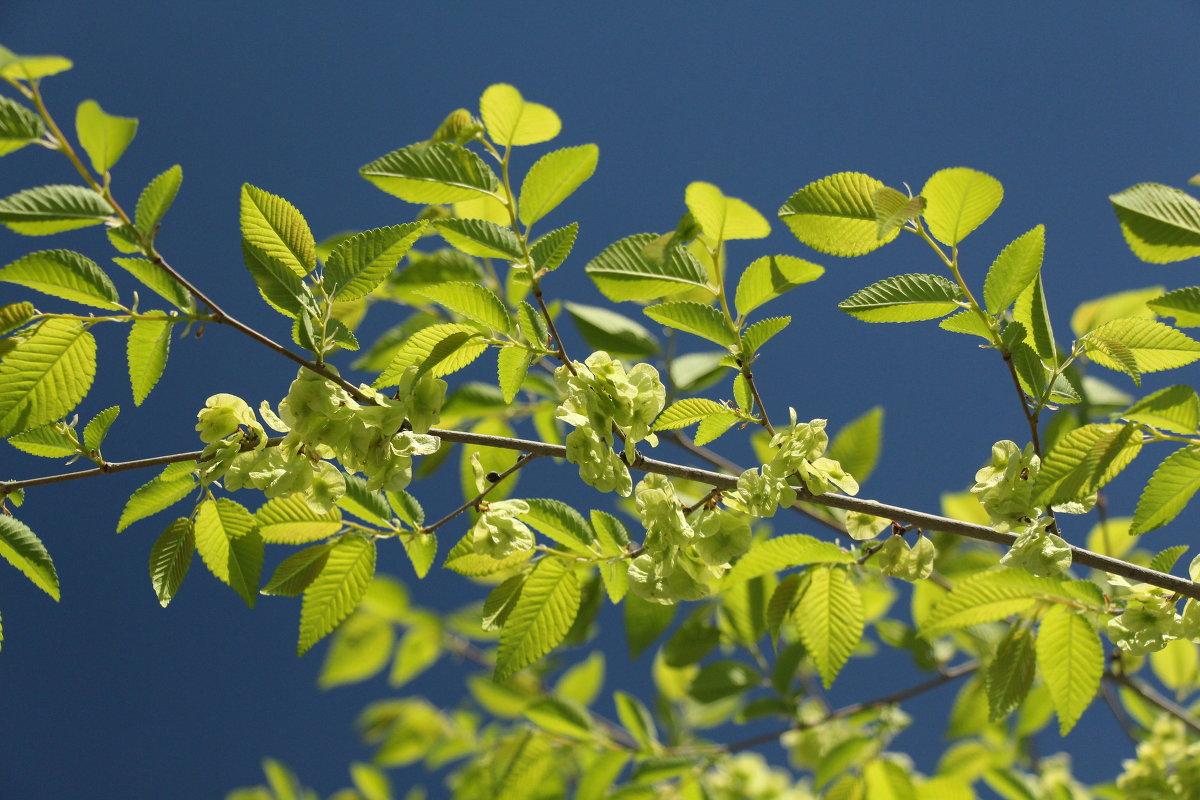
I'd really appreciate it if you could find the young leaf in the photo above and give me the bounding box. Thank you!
[796,566,863,688]
[0,184,112,235]
[112,257,191,310]
[520,498,595,554]
[839,273,962,323]
[564,302,658,359]
[434,218,524,261]
[1121,385,1200,434]
[0,318,96,438]
[338,474,393,527]
[299,535,376,655]
[134,164,182,234]
[480,84,561,146]
[986,625,1035,720]
[240,184,315,277]
[388,489,425,528]
[320,613,395,689]
[256,494,343,544]
[1014,273,1057,362]
[922,569,1079,634]
[643,301,737,346]
[412,283,513,334]
[740,316,791,355]
[0,47,72,80]
[497,346,532,403]
[1035,423,1142,506]
[443,534,531,578]
[939,309,992,339]
[261,543,334,597]
[149,518,194,607]
[734,255,823,317]
[1110,183,1200,263]
[82,405,119,453]
[360,141,502,203]
[529,222,578,272]
[496,557,581,679]
[7,421,79,458]
[1036,609,1099,734]
[0,95,45,156]
[375,324,487,386]
[323,222,426,301]
[1130,446,1200,534]
[724,534,853,586]
[873,186,925,238]
[921,167,1003,246]
[389,616,442,686]
[75,99,137,174]
[653,398,730,431]
[0,301,35,335]
[1148,545,1189,575]
[1084,318,1200,374]
[694,412,739,446]
[402,532,436,579]
[827,407,883,485]
[0,249,121,309]
[241,241,316,318]
[194,497,264,608]
[519,144,599,227]
[126,311,172,405]
[1071,286,1162,336]
[585,233,711,301]
[983,225,1045,314]
[684,182,770,242]
[778,172,900,256]
[116,465,196,532]
[0,515,59,600]
[1148,286,1200,327]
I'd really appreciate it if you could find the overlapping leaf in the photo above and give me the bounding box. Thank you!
[922,569,1082,634]
[796,567,863,688]
[435,218,524,261]
[778,172,899,256]
[1036,606,1102,734]
[653,398,730,431]
[734,255,823,316]
[643,301,736,346]
[496,557,580,679]
[983,225,1045,314]
[724,534,852,585]
[1035,423,1141,506]
[299,535,376,655]
[0,318,96,437]
[261,543,335,596]
[0,515,59,600]
[360,142,501,203]
[126,311,172,405]
[839,274,962,322]
[740,316,790,355]
[0,249,121,309]
[585,233,711,301]
[256,494,343,544]
[116,464,196,532]
[149,518,194,607]
[412,284,512,335]
[0,96,44,156]
[1084,318,1200,375]
[112,257,191,310]
[685,182,770,242]
[194,497,264,608]
[986,625,1035,720]
[1148,286,1200,327]
[1110,183,1200,263]
[240,184,315,277]
[480,84,561,147]
[324,222,426,301]
[1121,385,1200,434]
[1130,446,1200,534]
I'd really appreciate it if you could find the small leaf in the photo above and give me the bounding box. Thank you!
[565,302,658,359]
[480,84,561,146]
[149,518,194,607]
[1072,285,1163,336]
[413,282,513,334]
[873,186,925,239]
[1110,182,1200,263]
[360,141,502,203]
[1122,385,1200,434]
[82,405,119,453]
[694,413,739,446]
[241,240,316,318]
[375,323,486,386]
[613,691,658,749]
[1085,318,1200,374]
[256,494,343,544]
[724,534,853,586]
[402,532,436,579]
[0,301,35,335]
[740,316,790,355]
[75,99,137,174]
[116,465,196,532]
[134,164,182,234]
[0,47,72,81]
[796,567,863,688]
[778,172,900,256]
[338,474,393,527]
[495,557,580,679]
[839,274,963,323]
[1035,423,1142,506]
[520,498,595,554]
[299,535,376,655]
[112,257,191,310]
[654,398,730,431]
[1148,545,1189,575]
[194,497,264,608]
[644,301,736,346]
[685,182,770,242]
[984,225,1045,314]
[323,222,426,301]
[0,95,45,156]
[261,543,334,596]
[529,222,577,272]
[497,346,532,403]
[1131,446,1200,534]
[986,625,1036,720]
[585,233,711,301]
[939,309,993,339]
[519,144,598,226]
[434,217,524,261]
[734,255,823,317]
[688,660,759,702]
[1148,286,1200,327]
[0,184,111,235]
[922,569,1077,634]
[1014,274,1057,362]
[319,612,395,689]
[126,311,172,405]
[240,184,315,277]
[0,249,121,309]
[0,319,96,438]
[921,167,1004,246]
[827,406,883,485]
[7,421,79,458]
[0,515,59,600]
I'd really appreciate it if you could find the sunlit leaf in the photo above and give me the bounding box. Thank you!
[724,534,852,586]
[1035,423,1141,506]
[565,302,658,359]
[126,311,171,405]
[921,167,1003,246]
[75,99,137,174]
[194,497,263,608]
[0,249,121,309]
[585,233,712,301]
[360,142,502,203]
[0,96,44,156]
[116,464,196,532]
[480,84,561,146]
[1121,385,1200,434]
[685,181,770,242]
[1110,182,1200,263]
[796,566,863,688]
[644,300,736,346]
[299,535,376,655]
[149,518,194,607]
[324,222,426,301]
[134,164,182,235]
[734,255,823,317]
[0,319,96,438]
[778,172,899,256]
[1131,446,1200,534]
[519,145,598,227]
[983,225,1044,314]
[0,515,59,600]
[496,557,580,679]
[839,273,962,323]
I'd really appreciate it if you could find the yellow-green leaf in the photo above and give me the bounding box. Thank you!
[1071,286,1162,337]
[323,222,426,301]
[0,249,121,309]
[194,497,263,608]
[585,233,712,302]
[734,255,823,317]
[256,494,343,544]
[653,398,730,431]
[921,167,1003,246]
[480,84,561,147]
[0,319,96,437]
[1110,182,1200,263]
[149,518,194,607]
[360,141,501,204]
[795,566,863,688]
[319,613,395,688]
[644,300,736,346]
[116,465,196,532]
[778,172,899,257]
[375,323,487,386]
[983,225,1045,314]
[0,515,59,600]
[0,184,112,236]
[134,164,183,234]
[126,311,172,405]
[1121,385,1200,435]
[685,181,770,242]
[496,557,580,680]
[724,534,852,586]
[1085,318,1200,375]
[0,96,45,156]
[299,535,376,655]
[412,284,513,334]
[0,46,72,80]
[1131,446,1200,534]
[240,184,315,277]
[1036,606,1102,734]
[519,144,598,227]
[839,274,963,323]
[75,99,137,174]
[112,257,191,310]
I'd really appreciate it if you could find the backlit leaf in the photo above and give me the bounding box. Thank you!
[82,405,119,453]
[0,301,35,335]
[740,316,790,355]
[360,141,502,203]
[827,406,883,484]
[519,144,598,227]
[134,164,182,234]
[0,184,110,235]
[921,167,1003,246]
[529,222,577,272]
[434,218,524,261]
[112,257,191,310]
[496,557,580,679]
[688,660,759,702]
[324,222,426,301]
[390,616,442,687]
[778,172,900,256]
[1036,606,1102,734]
[0,515,59,600]
[565,302,658,359]
[986,625,1035,720]
[1131,446,1200,534]
[256,494,343,544]
[984,225,1045,314]
[923,569,1079,634]
[149,518,194,607]
[839,273,962,323]
[480,84,561,146]
[0,318,96,437]
[1121,385,1200,434]
[1084,318,1200,374]
[653,398,730,431]
[0,96,44,156]
[734,255,823,317]
[241,240,316,318]
[126,311,171,405]
[7,421,78,458]
[319,613,395,689]
[0,47,72,80]
[412,283,512,334]
[694,412,739,446]
[116,464,196,532]
[685,182,770,242]
[796,566,863,688]
[644,300,736,346]
[194,497,263,608]
[520,498,594,554]
[1035,423,1141,506]
[375,323,487,386]
[1071,286,1162,336]
[240,184,315,277]
[724,534,852,586]
[1148,286,1200,327]
[873,187,925,239]
[75,99,137,174]
[299,535,376,655]
[1110,182,1200,263]
[497,346,532,403]
[0,249,121,309]
[585,233,712,301]
[261,542,334,596]
[1014,274,1056,362]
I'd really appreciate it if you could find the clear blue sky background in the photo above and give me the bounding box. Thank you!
[2,2,1199,797]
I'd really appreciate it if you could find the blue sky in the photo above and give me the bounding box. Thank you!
[2,2,1199,796]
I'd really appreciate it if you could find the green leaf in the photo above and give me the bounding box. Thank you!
[520,498,595,554]
[1013,274,1056,362]
[0,184,112,235]
[480,84,560,146]
[324,222,426,301]
[529,222,577,272]
[261,542,334,596]
[585,233,712,302]
[360,141,501,203]
[688,660,759,702]
[1121,385,1200,434]
[516,301,550,350]
[388,489,425,528]
[0,301,35,335]
[319,613,395,689]
[0,318,96,437]
[922,569,1077,634]
[7,420,79,458]
[194,497,263,608]
[576,751,630,800]
[1084,318,1200,374]
[0,249,121,309]
[523,696,594,740]
[0,515,59,600]
[1131,446,1200,534]
[111,257,190,310]
[390,616,442,687]
[624,592,675,658]
[940,309,992,339]
[116,465,196,532]
[983,225,1045,314]
[734,255,823,317]
[827,407,883,485]
[519,144,598,227]
[82,405,119,453]
[653,398,730,431]
[443,534,531,578]
[839,274,962,323]
[740,316,790,355]
[75,99,137,174]
[1148,286,1200,327]
[413,283,512,334]
[497,346,532,403]
[0,95,44,156]
[149,518,194,607]
[778,172,900,256]
[724,534,852,586]
[1040,679,1101,753]
[338,474,393,527]
[644,301,736,346]
[1149,545,1189,575]
[873,186,925,239]
[1110,182,1200,263]
[496,557,580,679]
[374,323,486,386]
[240,184,315,277]
[1035,423,1141,506]
[670,351,727,393]
[694,412,739,446]
[986,625,1035,720]
[256,494,343,544]
[685,182,770,242]
[241,240,316,318]
[565,302,658,359]
[134,164,182,235]
[126,311,171,405]
[921,167,1003,246]
[613,691,658,750]
[434,218,524,261]
[796,567,863,688]
[299,535,376,655]
[1071,285,1163,336]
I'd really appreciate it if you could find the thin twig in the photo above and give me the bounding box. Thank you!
[1106,670,1200,736]
[422,452,540,533]
[1099,680,1142,745]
